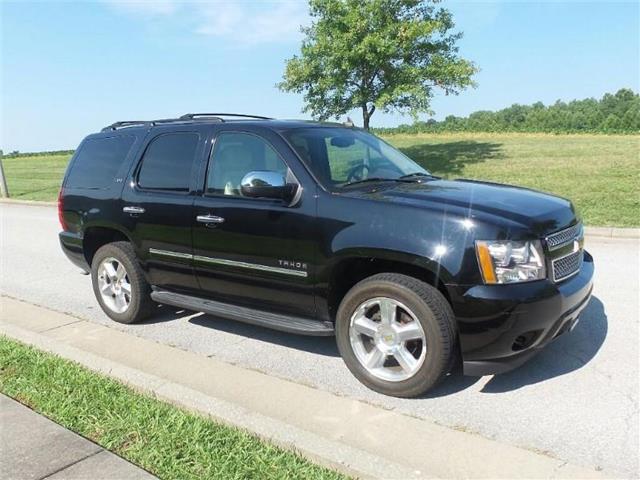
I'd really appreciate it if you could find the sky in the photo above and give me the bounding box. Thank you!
[1,0,638,152]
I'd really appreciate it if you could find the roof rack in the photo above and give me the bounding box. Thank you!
[101,121,150,131]
[102,113,272,132]
[179,113,273,120]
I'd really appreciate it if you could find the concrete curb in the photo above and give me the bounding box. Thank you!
[1,199,637,238]
[0,198,56,207]
[0,296,614,479]
[584,226,640,239]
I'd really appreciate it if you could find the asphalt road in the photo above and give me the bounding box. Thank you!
[1,203,638,477]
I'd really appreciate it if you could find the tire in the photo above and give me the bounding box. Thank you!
[335,273,456,398]
[91,241,154,324]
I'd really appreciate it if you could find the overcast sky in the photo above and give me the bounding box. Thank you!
[1,0,638,152]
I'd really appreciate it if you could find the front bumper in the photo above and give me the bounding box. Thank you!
[448,250,594,376]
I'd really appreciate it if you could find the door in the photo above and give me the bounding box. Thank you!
[192,128,317,317]
[121,127,208,292]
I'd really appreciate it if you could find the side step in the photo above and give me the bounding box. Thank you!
[150,290,335,336]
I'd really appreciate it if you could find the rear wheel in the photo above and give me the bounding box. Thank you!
[91,242,153,324]
[335,273,456,398]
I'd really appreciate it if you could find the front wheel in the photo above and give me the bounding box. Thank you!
[91,241,153,324]
[335,273,457,398]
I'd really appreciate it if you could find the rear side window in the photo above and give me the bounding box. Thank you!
[138,133,200,191]
[66,136,135,189]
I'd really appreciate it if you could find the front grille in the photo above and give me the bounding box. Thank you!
[552,250,583,282]
[546,223,582,251]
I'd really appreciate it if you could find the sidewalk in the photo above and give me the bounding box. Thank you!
[0,296,613,479]
[0,394,155,480]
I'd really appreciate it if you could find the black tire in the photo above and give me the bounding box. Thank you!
[335,273,456,398]
[91,241,154,324]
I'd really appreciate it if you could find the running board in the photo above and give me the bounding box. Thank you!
[150,290,334,336]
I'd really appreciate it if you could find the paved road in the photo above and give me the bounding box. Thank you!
[2,203,638,477]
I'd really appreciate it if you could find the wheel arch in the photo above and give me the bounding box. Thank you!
[325,250,454,322]
[82,225,133,267]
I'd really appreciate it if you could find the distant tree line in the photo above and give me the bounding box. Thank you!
[0,149,75,158]
[375,89,639,134]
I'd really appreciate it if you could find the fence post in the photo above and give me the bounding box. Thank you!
[0,157,9,198]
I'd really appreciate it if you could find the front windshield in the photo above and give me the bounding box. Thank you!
[283,127,430,190]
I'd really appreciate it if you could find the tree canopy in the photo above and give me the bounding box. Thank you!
[279,0,477,129]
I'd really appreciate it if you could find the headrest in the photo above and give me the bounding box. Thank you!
[217,144,254,169]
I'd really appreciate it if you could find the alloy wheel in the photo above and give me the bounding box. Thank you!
[97,257,131,314]
[348,297,427,382]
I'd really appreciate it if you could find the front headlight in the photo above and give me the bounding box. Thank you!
[475,240,546,284]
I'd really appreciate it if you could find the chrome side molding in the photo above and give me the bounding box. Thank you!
[148,249,308,277]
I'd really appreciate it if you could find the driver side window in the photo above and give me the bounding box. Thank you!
[207,132,288,196]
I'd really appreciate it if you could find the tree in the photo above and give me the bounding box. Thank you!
[279,0,477,130]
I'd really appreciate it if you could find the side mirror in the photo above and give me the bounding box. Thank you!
[240,171,297,202]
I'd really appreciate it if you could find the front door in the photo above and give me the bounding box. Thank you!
[192,127,317,318]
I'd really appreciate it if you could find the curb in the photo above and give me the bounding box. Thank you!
[0,198,56,207]
[584,226,640,239]
[0,297,613,480]
[1,198,638,239]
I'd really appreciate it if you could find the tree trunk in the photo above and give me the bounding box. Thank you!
[362,105,370,130]
[361,104,375,130]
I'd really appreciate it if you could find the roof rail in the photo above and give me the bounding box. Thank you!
[179,113,273,120]
[101,121,151,132]
[101,118,183,132]
[102,113,273,132]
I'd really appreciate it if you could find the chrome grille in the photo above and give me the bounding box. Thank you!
[545,223,582,251]
[552,250,583,282]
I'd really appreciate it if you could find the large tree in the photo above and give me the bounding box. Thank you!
[279,0,477,129]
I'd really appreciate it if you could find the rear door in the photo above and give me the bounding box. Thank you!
[191,125,318,317]
[121,125,211,292]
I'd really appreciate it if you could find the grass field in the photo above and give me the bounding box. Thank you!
[3,153,70,201]
[2,133,638,226]
[0,336,346,480]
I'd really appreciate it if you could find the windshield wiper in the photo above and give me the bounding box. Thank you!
[344,173,438,188]
[398,172,437,181]
[343,177,408,187]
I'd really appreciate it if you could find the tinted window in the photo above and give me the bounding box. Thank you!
[138,133,200,191]
[66,135,135,189]
[206,133,288,196]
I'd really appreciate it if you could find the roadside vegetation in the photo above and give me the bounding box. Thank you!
[0,336,347,480]
[3,133,637,227]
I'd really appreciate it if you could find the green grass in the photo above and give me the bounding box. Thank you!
[2,153,71,201]
[0,336,346,480]
[2,133,638,226]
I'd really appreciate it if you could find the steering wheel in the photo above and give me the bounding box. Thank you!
[346,163,371,183]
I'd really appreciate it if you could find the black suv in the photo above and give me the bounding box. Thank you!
[59,113,594,397]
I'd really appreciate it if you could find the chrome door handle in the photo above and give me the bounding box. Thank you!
[123,206,145,214]
[197,214,225,224]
